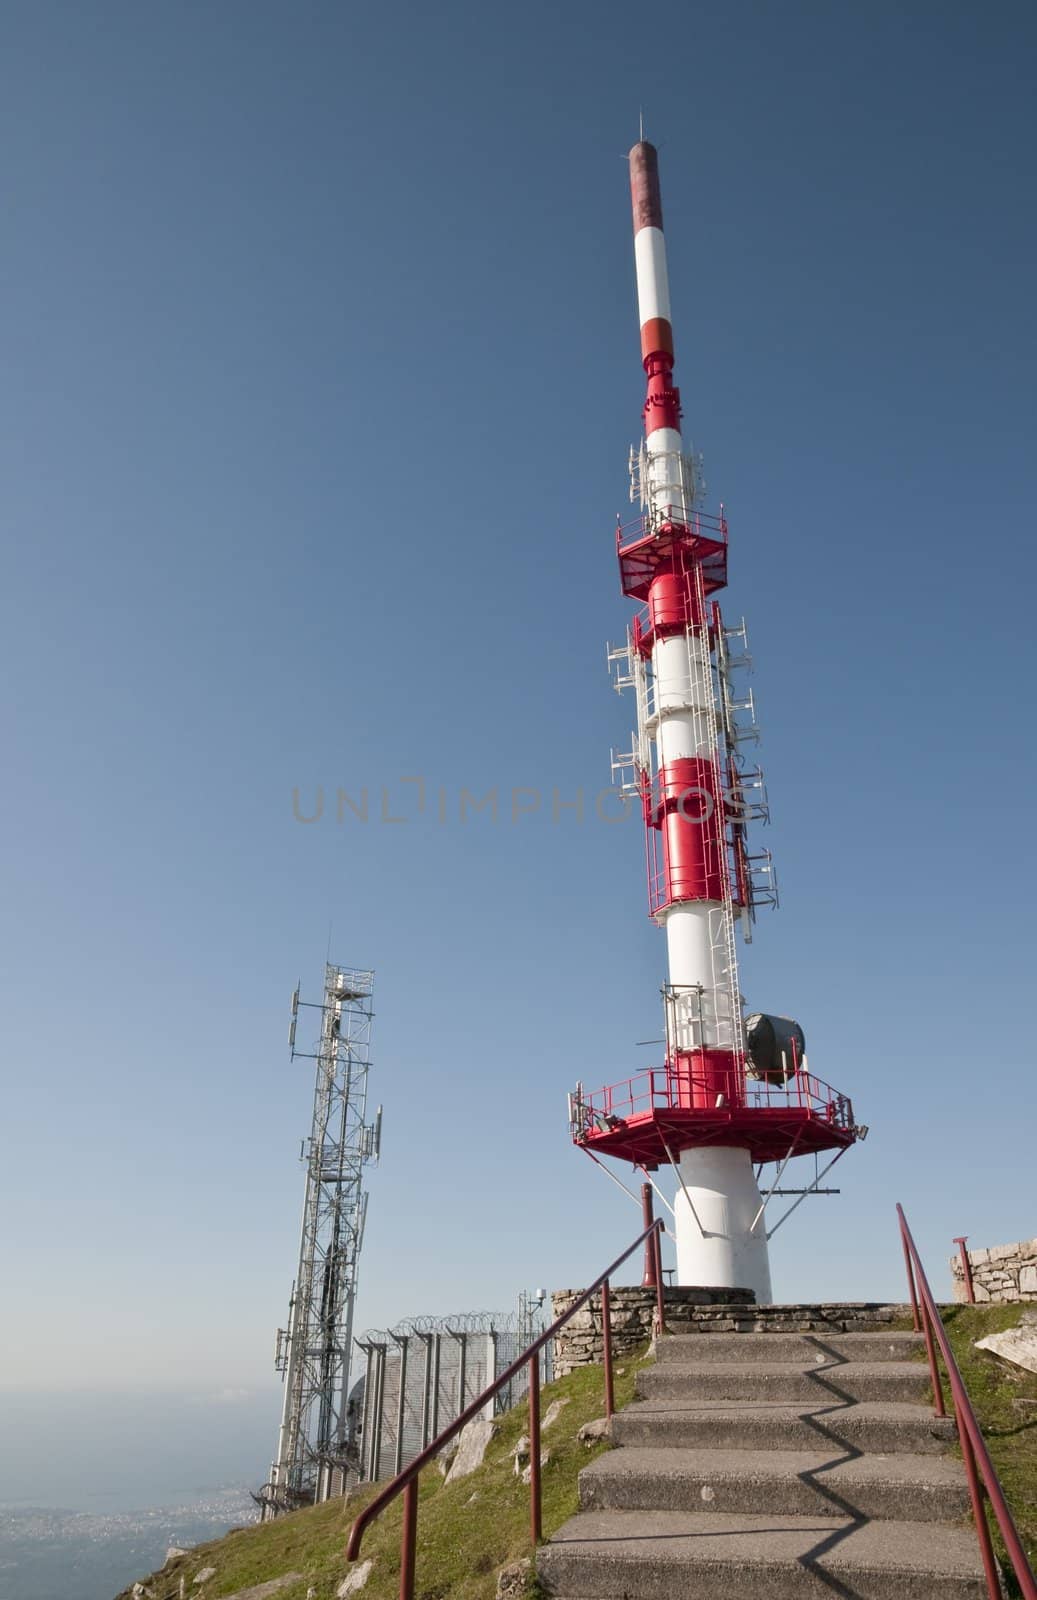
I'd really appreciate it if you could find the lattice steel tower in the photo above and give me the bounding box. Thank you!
[262,964,382,1515]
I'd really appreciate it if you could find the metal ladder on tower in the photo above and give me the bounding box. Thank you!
[690,561,744,1057]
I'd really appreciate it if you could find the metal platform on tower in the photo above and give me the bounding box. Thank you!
[569,1062,859,1169]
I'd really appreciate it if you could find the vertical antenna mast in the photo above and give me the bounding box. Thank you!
[570,140,863,1299]
[262,963,382,1515]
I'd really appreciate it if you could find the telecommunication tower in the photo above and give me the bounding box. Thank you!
[569,143,866,1300]
[262,963,382,1515]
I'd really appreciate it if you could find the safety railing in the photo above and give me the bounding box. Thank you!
[616,505,729,553]
[615,508,729,598]
[345,1219,666,1600]
[897,1203,1037,1600]
[574,1063,855,1131]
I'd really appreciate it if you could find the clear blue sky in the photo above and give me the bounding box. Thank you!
[2,0,1035,1432]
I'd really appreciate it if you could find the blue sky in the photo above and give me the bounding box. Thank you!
[1,0,1035,1448]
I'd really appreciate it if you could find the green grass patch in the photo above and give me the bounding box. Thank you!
[123,1349,652,1600]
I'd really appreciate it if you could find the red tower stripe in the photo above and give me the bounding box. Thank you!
[640,317,674,361]
[654,757,727,905]
[629,141,664,232]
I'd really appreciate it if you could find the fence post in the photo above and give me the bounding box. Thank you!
[455,1331,467,1415]
[358,1343,375,1480]
[370,1344,387,1480]
[602,1280,615,1420]
[418,1334,434,1448]
[430,1334,441,1439]
[393,1335,409,1477]
[528,1353,542,1544]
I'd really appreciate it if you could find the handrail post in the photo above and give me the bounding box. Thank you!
[399,1477,418,1600]
[652,1223,666,1335]
[920,1294,947,1418]
[957,1411,1000,1600]
[527,1353,542,1545]
[602,1280,615,1420]
[900,1222,921,1332]
[641,1184,657,1286]
[953,1236,976,1304]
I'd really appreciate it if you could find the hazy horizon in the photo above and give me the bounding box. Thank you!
[0,1389,274,1512]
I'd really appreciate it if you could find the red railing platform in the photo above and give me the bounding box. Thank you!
[573,1065,857,1166]
[616,509,728,601]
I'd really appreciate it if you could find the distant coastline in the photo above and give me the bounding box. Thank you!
[0,1488,258,1600]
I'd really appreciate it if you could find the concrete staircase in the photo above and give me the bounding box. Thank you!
[539,1323,989,1598]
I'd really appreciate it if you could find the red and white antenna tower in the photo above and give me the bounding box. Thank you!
[569,142,865,1301]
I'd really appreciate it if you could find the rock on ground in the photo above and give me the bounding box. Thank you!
[193,1570,217,1587]
[520,1449,550,1485]
[542,1396,571,1430]
[219,1576,304,1600]
[578,1416,611,1445]
[337,1559,374,1596]
[444,1418,498,1483]
[495,1557,532,1597]
[975,1326,1037,1376]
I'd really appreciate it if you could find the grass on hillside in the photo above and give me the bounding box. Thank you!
[931,1304,1037,1593]
[122,1349,653,1600]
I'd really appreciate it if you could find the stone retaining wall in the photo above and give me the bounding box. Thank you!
[951,1239,1037,1303]
[550,1288,910,1376]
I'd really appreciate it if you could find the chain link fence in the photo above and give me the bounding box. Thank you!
[349,1308,552,1484]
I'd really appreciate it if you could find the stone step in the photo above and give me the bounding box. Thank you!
[612,1398,957,1455]
[537,1508,986,1599]
[653,1331,924,1365]
[660,1304,914,1334]
[637,1360,929,1404]
[578,1445,970,1523]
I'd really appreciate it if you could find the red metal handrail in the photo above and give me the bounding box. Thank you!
[345,1219,666,1599]
[897,1203,1037,1600]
